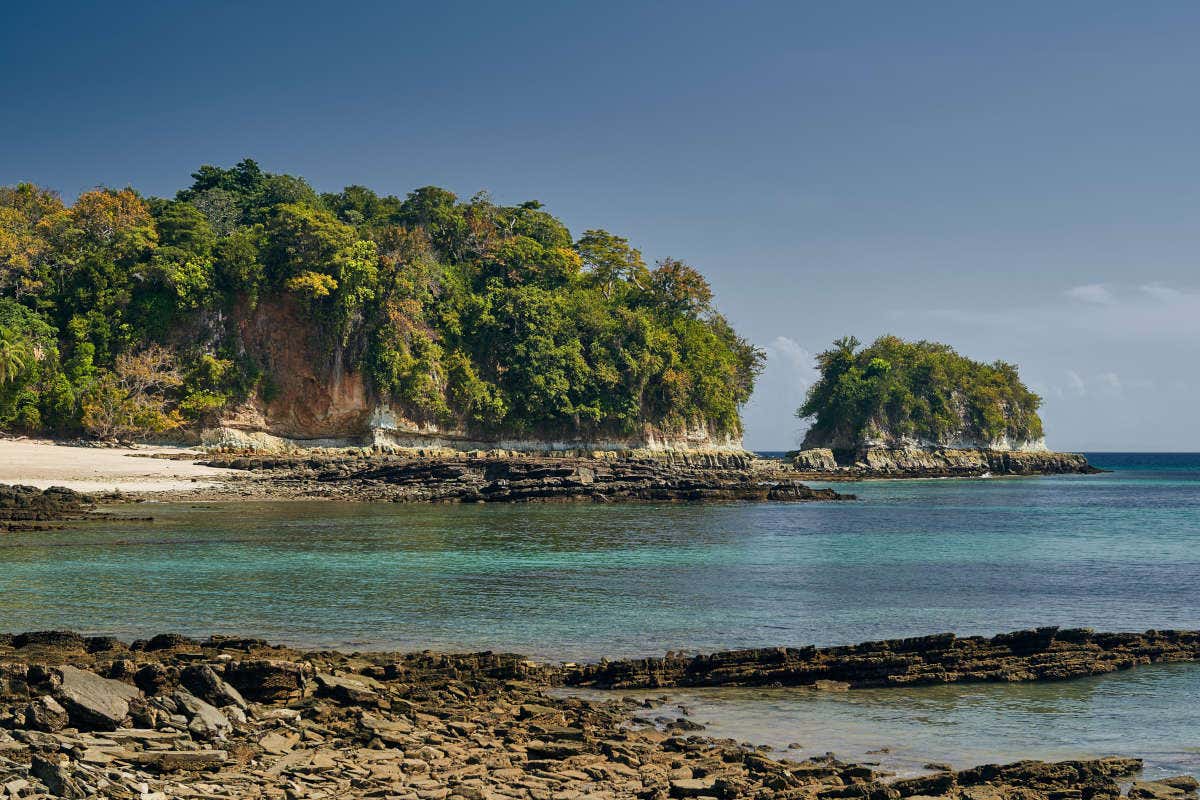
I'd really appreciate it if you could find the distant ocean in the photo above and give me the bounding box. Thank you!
[1,453,1197,775]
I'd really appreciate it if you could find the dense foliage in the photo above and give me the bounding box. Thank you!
[0,160,762,440]
[799,335,1044,449]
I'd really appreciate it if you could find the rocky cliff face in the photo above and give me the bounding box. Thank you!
[219,299,744,454]
[789,446,1097,477]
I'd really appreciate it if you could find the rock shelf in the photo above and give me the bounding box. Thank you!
[198,452,853,503]
[0,629,1196,799]
[563,628,1200,690]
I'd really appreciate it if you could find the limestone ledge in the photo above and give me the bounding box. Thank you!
[789,446,1097,477]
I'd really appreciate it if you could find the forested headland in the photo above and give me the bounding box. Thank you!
[0,160,762,444]
[799,335,1045,450]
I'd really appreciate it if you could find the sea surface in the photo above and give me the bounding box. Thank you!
[2,452,1197,775]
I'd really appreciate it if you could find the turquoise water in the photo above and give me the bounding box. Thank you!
[566,662,1200,779]
[1,452,1197,773]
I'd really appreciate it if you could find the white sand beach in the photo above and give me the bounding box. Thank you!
[0,438,234,493]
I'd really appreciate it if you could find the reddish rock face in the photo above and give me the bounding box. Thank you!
[232,297,374,440]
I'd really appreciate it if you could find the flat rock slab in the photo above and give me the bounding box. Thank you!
[53,665,141,731]
[125,749,228,772]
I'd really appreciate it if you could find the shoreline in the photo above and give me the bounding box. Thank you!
[0,438,1100,511]
[0,630,1196,799]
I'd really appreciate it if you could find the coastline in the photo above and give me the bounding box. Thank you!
[0,439,1098,511]
[0,630,1196,799]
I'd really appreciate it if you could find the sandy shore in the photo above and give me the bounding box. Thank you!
[0,438,235,494]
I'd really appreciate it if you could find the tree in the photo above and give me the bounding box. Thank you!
[647,258,713,317]
[0,332,29,385]
[262,203,355,287]
[576,229,647,297]
[81,345,183,439]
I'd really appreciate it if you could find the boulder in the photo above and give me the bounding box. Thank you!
[224,659,312,703]
[180,664,247,709]
[315,672,382,705]
[174,690,232,741]
[52,665,141,731]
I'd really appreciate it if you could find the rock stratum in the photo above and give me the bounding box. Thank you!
[788,447,1098,478]
[0,629,1196,799]
[564,627,1200,690]
[198,451,853,503]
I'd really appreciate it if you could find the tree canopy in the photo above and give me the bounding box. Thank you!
[798,335,1044,449]
[0,160,763,441]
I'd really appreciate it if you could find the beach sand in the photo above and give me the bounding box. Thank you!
[0,438,234,493]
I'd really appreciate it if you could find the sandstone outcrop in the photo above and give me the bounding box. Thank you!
[0,631,1191,800]
[564,627,1200,690]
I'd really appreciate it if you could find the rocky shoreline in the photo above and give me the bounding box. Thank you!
[1,630,1197,800]
[193,452,853,504]
[0,486,100,532]
[563,627,1200,690]
[788,447,1098,479]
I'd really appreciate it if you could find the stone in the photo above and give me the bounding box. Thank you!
[30,753,82,798]
[526,741,586,760]
[174,690,232,741]
[315,672,382,705]
[53,665,142,731]
[180,663,247,709]
[24,695,69,732]
[125,749,228,771]
[669,777,718,798]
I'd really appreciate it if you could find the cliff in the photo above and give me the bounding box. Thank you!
[208,298,746,453]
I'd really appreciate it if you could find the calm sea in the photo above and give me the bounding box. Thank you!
[1,452,1197,775]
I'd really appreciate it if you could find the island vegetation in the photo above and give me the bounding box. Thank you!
[798,335,1045,450]
[0,160,762,441]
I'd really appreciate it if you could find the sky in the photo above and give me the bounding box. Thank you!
[2,1,1198,451]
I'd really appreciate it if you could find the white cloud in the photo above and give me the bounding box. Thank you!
[1140,282,1184,302]
[1065,284,1115,305]
[740,336,818,450]
[1066,370,1087,396]
[1098,372,1122,395]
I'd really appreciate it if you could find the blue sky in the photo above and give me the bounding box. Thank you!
[3,1,1198,450]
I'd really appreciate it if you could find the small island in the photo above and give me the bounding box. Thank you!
[789,336,1097,477]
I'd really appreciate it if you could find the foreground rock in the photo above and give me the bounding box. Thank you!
[788,447,1098,478]
[0,630,1195,799]
[200,451,853,503]
[565,627,1200,689]
[0,485,95,531]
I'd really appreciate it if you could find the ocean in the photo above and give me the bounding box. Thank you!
[1,452,1197,775]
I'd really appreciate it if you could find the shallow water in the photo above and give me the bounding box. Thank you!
[1,452,1197,773]
[563,662,1200,779]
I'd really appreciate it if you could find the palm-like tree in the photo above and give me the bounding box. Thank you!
[0,333,30,385]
